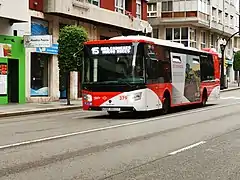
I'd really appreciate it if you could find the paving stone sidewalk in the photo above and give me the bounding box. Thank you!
[0,99,82,118]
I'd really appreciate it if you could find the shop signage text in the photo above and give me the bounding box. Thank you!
[24,35,53,48]
[36,44,59,55]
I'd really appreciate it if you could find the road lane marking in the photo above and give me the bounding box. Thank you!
[169,141,206,155]
[0,102,240,150]
[220,96,240,100]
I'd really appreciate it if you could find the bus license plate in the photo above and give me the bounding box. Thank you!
[102,108,120,112]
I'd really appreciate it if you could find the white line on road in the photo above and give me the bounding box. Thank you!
[220,97,240,100]
[169,141,206,155]
[0,101,240,150]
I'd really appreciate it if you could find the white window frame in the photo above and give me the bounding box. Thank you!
[225,13,229,26]
[190,28,197,48]
[136,0,142,19]
[115,0,125,14]
[161,1,173,12]
[88,0,100,6]
[165,27,190,47]
[210,34,215,48]
[200,31,206,49]
[147,3,157,17]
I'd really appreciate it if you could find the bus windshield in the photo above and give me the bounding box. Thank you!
[83,42,144,85]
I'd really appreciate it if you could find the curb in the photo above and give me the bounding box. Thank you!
[0,105,82,118]
[220,87,240,92]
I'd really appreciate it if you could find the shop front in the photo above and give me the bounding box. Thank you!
[0,35,25,104]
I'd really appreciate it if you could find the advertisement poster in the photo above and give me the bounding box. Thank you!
[0,44,12,58]
[0,63,8,95]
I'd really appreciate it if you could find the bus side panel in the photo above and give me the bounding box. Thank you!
[212,54,220,80]
[170,52,190,105]
[200,53,220,102]
[146,83,172,109]
[200,82,220,101]
[184,54,201,102]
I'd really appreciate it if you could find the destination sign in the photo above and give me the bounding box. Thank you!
[90,45,133,55]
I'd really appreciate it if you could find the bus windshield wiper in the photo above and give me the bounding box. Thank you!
[118,78,133,87]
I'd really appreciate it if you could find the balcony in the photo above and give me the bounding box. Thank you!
[148,11,210,29]
[44,0,150,32]
[0,0,29,22]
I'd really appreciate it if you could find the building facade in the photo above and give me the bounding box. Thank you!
[148,0,240,83]
[12,0,152,103]
[0,0,29,104]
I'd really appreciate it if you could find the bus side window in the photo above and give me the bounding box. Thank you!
[145,44,159,84]
[152,45,172,83]
[200,54,214,81]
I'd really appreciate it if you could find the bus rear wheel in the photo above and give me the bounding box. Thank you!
[201,90,208,107]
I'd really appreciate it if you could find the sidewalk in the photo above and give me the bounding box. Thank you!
[0,99,82,118]
[0,84,239,118]
[221,82,240,92]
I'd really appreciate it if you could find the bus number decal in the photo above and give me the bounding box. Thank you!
[119,95,127,100]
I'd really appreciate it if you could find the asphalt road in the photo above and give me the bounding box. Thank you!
[0,90,240,180]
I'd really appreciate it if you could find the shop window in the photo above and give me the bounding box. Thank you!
[31,53,49,96]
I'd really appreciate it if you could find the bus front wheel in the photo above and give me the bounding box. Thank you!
[162,96,170,114]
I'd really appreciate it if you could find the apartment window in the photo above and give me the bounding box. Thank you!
[166,27,189,47]
[225,13,229,26]
[190,28,197,48]
[136,0,142,19]
[147,3,157,17]
[200,31,206,49]
[153,29,159,39]
[210,34,215,48]
[115,0,125,14]
[230,15,234,28]
[88,0,100,6]
[218,10,222,24]
[212,7,217,21]
[162,1,173,12]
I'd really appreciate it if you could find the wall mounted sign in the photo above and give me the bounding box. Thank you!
[0,43,12,58]
[0,63,8,95]
[24,35,52,48]
[36,44,59,55]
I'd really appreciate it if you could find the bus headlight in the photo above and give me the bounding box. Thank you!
[83,94,92,102]
[131,92,142,101]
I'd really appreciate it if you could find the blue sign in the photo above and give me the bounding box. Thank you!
[31,18,49,35]
[36,44,59,55]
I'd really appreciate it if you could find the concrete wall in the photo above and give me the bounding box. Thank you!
[0,0,29,22]
[45,0,151,32]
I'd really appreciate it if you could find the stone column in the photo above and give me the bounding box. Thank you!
[49,16,60,100]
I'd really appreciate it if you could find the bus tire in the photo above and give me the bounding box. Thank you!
[162,96,170,114]
[201,90,208,107]
[107,111,119,117]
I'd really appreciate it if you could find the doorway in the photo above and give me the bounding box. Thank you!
[8,59,19,103]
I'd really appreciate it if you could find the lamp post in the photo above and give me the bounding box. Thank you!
[219,38,227,89]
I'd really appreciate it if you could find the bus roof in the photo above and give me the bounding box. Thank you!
[85,35,211,54]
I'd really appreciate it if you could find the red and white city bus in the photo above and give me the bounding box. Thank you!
[82,35,220,116]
